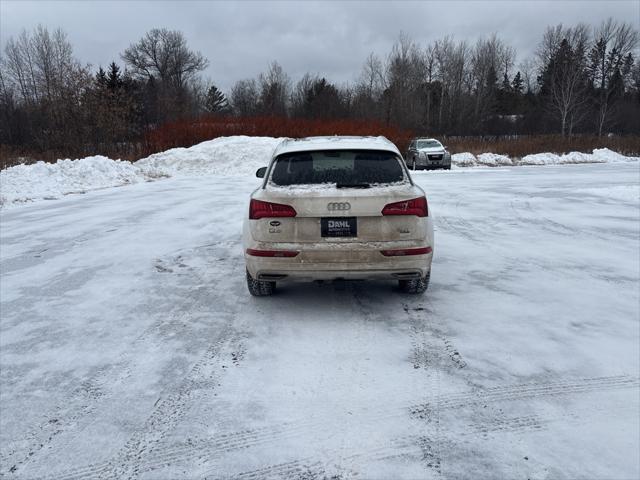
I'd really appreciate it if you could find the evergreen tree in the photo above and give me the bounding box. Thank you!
[501,72,511,92]
[95,67,107,88]
[107,62,123,90]
[303,78,343,118]
[511,71,524,94]
[204,85,229,113]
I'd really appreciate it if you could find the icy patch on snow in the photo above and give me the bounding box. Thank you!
[0,156,166,207]
[136,136,283,177]
[575,185,640,203]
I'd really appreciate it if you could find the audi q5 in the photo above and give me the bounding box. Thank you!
[242,136,434,296]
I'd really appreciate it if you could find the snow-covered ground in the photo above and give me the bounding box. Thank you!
[1,161,638,479]
[1,135,638,207]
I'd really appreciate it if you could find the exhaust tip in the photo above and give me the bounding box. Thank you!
[258,274,288,280]
[392,272,422,279]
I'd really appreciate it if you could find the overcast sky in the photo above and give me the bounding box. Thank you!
[1,0,638,91]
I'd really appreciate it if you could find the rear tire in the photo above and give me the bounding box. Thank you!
[246,269,275,296]
[399,270,430,294]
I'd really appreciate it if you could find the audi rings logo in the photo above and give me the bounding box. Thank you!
[327,202,351,211]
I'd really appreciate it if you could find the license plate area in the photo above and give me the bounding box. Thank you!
[321,217,357,237]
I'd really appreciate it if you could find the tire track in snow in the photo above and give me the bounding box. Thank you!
[404,303,467,371]
[43,372,639,478]
[355,290,450,476]
[402,301,444,476]
[508,198,612,241]
[209,440,422,480]
[0,289,208,477]
[409,375,640,419]
[95,253,248,480]
[33,276,639,480]
[43,285,431,480]
[1,242,239,478]
[434,196,501,246]
[200,399,635,480]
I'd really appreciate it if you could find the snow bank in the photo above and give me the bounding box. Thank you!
[2,136,639,208]
[451,152,477,167]
[136,136,283,176]
[451,147,639,168]
[518,149,633,166]
[0,156,167,207]
[476,153,513,166]
[0,137,282,207]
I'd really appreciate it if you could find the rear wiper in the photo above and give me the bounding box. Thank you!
[336,183,371,189]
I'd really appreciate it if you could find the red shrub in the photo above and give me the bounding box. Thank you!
[142,116,415,158]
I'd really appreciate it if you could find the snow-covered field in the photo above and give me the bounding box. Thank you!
[1,157,638,479]
[1,135,638,207]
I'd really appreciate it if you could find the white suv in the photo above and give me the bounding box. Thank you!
[242,136,434,296]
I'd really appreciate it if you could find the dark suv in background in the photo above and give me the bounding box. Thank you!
[406,138,451,170]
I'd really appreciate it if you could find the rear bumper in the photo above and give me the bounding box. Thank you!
[244,243,433,282]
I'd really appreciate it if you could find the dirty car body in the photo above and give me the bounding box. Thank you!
[242,136,434,295]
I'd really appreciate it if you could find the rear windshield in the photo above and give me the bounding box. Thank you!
[269,150,406,187]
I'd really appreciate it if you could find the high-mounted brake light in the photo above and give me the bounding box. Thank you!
[382,196,428,217]
[249,199,297,219]
[381,246,432,257]
[246,248,299,258]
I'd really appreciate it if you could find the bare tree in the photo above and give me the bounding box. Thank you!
[432,36,471,133]
[350,53,386,121]
[537,24,590,136]
[2,26,84,105]
[290,72,319,116]
[257,61,290,116]
[1,25,91,152]
[230,78,259,116]
[469,34,513,128]
[384,32,426,129]
[588,18,639,135]
[3,31,39,105]
[359,52,385,99]
[518,57,537,93]
[122,28,208,90]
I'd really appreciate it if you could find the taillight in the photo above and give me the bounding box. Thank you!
[381,246,432,256]
[249,199,297,219]
[381,196,428,217]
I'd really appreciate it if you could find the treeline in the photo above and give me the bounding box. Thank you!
[0,20,638,165]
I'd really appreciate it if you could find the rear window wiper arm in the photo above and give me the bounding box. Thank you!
[336,183,371,189]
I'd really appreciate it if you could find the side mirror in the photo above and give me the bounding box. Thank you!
[256,167,267,178]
